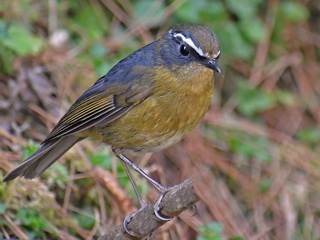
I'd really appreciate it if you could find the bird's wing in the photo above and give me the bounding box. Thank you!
[43,76,153,144]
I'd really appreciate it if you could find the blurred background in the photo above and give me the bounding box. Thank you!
[0,0,320,239]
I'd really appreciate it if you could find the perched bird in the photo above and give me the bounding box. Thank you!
[3,23,221,231]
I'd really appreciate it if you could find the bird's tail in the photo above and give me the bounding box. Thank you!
[3,135,82,182]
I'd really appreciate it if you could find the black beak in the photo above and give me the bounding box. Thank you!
[205,60,221,73]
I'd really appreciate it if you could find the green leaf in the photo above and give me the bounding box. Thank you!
[226,0,263,17]
[175,2,202,23]
[236,81,276,116]
[94,61,113,77]
[280,1,309,23]
[91,44,107,59]
[229,139,254,158]
[72,208,95,230]
[17,207,48,236]
[22,141,39,159]
[258,179,272,192]
[275,90,296,106]
[228,237,245,240]
[0,20,9,40]
[214,22,254,60]
[239,17,266,43]
[72,5,108,41]
[90,44,113,75]
[0,47,14,73]
[51,163,68,177]
[297,128,320,146]
[0,20,13,73]
[176,0,224,24]
[200,1,228,23]
[89,149,112,170]
[133,0,165,22]
[2,24,44,55]
[197,222,224,240]
[0,201,6,214]
[255,149,272,163]
[228,136,272,163]
[176,0,228,26]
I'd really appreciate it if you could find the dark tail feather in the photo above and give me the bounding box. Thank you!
[3,135,82,182]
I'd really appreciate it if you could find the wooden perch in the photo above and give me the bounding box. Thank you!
[98,178,198,240]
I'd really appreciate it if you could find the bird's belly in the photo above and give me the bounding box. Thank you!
[87,88,212,152]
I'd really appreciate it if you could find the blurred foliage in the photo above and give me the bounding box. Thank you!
[197,222,243,240]
[235,80,277,117]
[21,141,38,159]
[71,207,96,230]
[0,0,319,239]
[16,207,50,238]
[297,128,320,149]
[280,1,309,22]
[197,222,224,240]
[89,149,113,170]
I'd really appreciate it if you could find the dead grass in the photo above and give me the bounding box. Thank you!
[1,0,320,239]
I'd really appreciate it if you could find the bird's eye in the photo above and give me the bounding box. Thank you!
[179,44,190,56]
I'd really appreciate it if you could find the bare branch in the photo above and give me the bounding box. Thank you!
[98,178,198,240]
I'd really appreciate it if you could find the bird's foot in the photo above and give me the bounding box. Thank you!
[123,186,174,237]
[153,186,173,221]
[123,210,140,237]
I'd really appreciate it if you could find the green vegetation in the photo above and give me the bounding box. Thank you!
[0,0,319,239]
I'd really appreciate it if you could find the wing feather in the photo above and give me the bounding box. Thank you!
[43,94,128,143]
[42,66,154,144]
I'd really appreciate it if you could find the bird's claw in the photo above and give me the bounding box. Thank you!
[123,211,140,237]
[153,190,172,221]
[124,186,173,237]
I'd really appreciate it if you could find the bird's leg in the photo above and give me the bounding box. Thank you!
[118,153,166,191]
[120,159,147,208]
[113,150,172,224]
[113,150,147,237]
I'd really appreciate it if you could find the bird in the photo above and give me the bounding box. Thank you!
[3,23,221,233]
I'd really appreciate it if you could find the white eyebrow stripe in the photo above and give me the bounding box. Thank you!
[173,33,208,57]
[213,50,220,59]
